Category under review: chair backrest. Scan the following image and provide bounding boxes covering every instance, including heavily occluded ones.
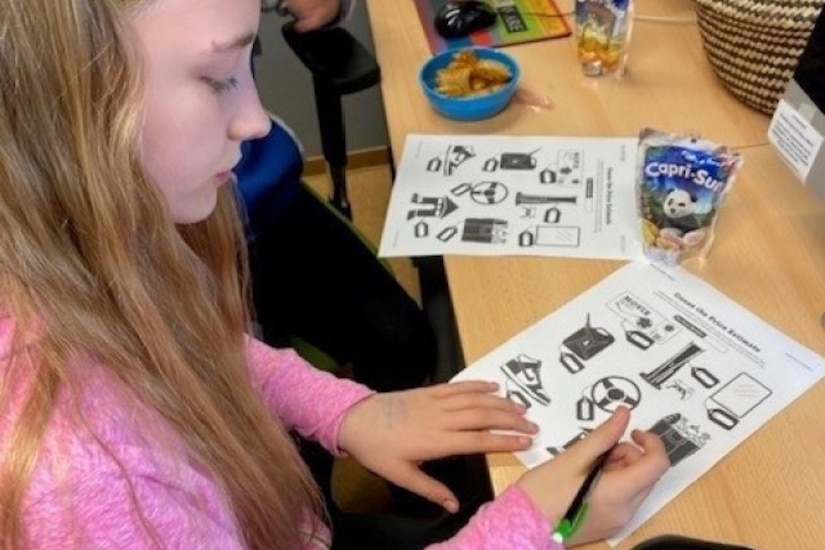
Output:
[281,22,381,94]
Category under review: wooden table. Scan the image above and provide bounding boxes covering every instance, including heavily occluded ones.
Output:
[366,1,825,548]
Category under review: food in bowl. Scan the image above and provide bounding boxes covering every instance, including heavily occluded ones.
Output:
[434,49,513,98]
[419,46,520,121]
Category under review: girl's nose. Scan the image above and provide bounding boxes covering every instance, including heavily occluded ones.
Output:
[228,77,270,142]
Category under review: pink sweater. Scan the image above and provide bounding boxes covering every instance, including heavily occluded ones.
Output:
[0,317,559,549]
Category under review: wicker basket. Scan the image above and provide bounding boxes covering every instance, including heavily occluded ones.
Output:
[695,0,824,114]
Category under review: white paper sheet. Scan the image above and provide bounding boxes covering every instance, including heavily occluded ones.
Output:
[379,134,644,260]
[768,98,825,182]
[451,262,825,545]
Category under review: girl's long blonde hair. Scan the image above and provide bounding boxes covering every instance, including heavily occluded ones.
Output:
[0,0,321,548]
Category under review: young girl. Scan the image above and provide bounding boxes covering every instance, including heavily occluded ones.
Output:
[0,0,669,549]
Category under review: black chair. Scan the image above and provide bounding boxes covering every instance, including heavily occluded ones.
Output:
[248,22,382,519]
[281,22,381,220]
[280,20,466,386]
[275,19,494,538]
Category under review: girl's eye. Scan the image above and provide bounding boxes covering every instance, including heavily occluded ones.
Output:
[203,76,239,94]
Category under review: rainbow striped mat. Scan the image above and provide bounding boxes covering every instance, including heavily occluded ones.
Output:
[415,0,572,54]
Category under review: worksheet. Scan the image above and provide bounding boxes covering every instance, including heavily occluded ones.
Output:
[378,134,644,259]
[450,262,825,545]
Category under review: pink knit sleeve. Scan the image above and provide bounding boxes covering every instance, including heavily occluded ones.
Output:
[25,457,246,549]
[427,485,562,550]
[245,336,374,454]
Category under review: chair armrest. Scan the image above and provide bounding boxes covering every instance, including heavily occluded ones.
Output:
[281,22,381,94]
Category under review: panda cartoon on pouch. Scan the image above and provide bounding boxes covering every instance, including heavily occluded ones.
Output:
[660,188,702,235]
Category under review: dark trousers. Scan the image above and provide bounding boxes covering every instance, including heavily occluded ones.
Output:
[248,184,436,392]
[330,508,475,550]
[294,437,489,549]
[247,185,486,547]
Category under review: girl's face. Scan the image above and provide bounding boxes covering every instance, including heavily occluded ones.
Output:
[132,0,270,224]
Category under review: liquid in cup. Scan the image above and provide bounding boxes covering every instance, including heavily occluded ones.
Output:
[575,0,633,76]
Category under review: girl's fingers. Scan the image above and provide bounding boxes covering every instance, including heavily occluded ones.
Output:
[442,408,539,434]
[441,392,527,414]
[604,441,643,471]
[613,431,670,489]
[436,431,534,456]
[565,407,631,465]
[631,430,670,469]
[631,429,667,453]
[384,462,460,514]
[430,380,499,397]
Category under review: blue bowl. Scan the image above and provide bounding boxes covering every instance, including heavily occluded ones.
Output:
[419,47,521,122]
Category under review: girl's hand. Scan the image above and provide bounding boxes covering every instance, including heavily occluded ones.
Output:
[337,381,538,513]
[567,426,669,546]
[515,408,670,546]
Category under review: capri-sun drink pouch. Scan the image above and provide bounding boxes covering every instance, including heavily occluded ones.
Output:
[638,128,743,265]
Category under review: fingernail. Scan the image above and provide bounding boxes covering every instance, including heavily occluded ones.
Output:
[442,499,459,514]
[518,436,533,446]
[487,381,500,390]
[529,422,540,433]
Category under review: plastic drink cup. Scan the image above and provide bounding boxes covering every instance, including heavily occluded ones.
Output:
[575,0,633,76]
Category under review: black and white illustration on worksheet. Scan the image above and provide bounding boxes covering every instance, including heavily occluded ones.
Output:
[451,262,825,545]
[500,353,550,409]
[379,134,643,259]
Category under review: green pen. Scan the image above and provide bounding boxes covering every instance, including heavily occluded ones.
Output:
[552,449,612,545]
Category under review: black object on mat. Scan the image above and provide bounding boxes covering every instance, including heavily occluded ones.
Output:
[631,535,755,550]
